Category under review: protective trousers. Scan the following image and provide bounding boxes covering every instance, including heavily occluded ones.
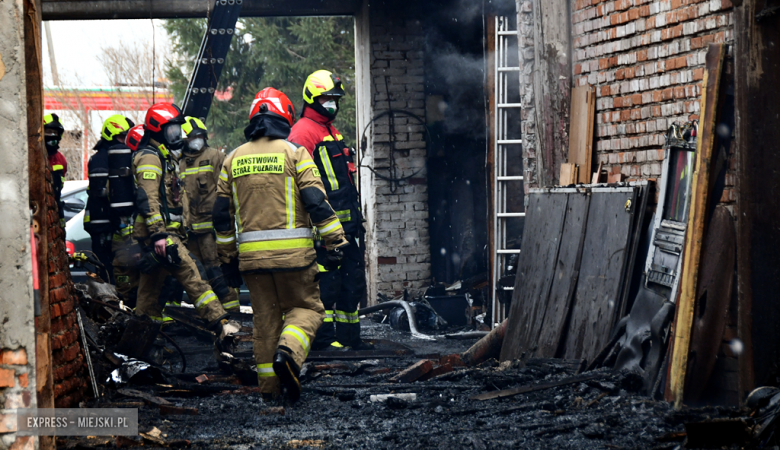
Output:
[244,264,324,395]
[112,234,139,308]
[187,232,240,311]
[135,235,227,324]
[313,237,366,348]
[92,233,115,283]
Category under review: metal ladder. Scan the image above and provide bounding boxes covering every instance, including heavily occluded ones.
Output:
[491,16,524,327]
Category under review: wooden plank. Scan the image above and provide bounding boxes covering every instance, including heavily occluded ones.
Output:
[591,161,604,184]
[470,372,603,401]
[585,87,596,184]
[670,43,725,409]
[500,193,568,361]
[567,85,596,184]
[615,183,650,323]
[734,0,780,399]
[561,189,638,363]
[486,14,496,309]
[684,206,736,403]
[532,0,573,186]
[559,163,577,185]
[535,192,590,357]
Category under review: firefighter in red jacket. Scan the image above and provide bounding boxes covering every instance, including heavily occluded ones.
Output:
[288,70,371,350]
[44,113,68,229]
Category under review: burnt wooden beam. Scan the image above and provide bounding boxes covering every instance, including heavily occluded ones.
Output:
[41,0,362,20]
[668,43,725,409]
[734,0,780,396]
[25,1,56,447]
[531,0,572,186]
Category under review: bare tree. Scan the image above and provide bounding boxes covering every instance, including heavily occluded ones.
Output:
[46,41,169,179]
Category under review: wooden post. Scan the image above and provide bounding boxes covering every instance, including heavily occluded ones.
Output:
[25,1,55,446]
[669,43,725,409]
[486,13,496,315]
[531,0,572,186]
[734,0,780,396]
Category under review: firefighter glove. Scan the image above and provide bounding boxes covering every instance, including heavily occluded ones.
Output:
[221,259,243,288]
[324,245,346,271]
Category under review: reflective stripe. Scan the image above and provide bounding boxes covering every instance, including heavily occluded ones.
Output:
[111,201,134,208]
[318,219,342,236]
[335,210,352,222]
[323,310,334,323]
[148,315,165,323]
[286,177,295,229]
[256,363,276,377]
[181,165,213,179]
[318,147,339,190]
[89,172,109,178]
[238,238,313,253]
[136,165,162,175]
[89,219,111,224]
[281,325,310,354]
[192,222,213,230]
[108,148,131,154]
[296,161,316,173]
[219,169,228,182]
[222,300,240,309]
[194,290,217,309]
[52,164,64,171]
[318,263,328,273]
[232,182,242,232]
[216,233,237,245]
[146,214,163,225]
[238,228,313,244]
[335,310,360,324]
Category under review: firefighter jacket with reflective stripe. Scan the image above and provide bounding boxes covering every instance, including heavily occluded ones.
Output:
[84,145,113,234]
[288,107,362,236]
[180,145,224,235]
[132,142,190,241]
[49,151,67,227]
[215,136,347,272]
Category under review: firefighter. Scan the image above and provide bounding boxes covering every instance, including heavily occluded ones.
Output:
[179,117,239,312]
[43,113,68,229]
[109,124,145,306]
[288,70,370,350]
[84,115,135,282]
[133,102,237,338]
[215,88,349,402]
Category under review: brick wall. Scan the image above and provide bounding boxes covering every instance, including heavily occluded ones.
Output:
[45,169,88,408]
[369,8,431,297]
[520,0,735,203]
[0,347,34,450]
[573,0,734,198]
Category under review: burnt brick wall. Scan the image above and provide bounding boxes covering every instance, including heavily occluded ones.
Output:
[45,168,88,408]
[369,7,431,297]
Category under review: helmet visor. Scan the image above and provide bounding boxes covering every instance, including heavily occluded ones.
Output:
[163,123,183,144]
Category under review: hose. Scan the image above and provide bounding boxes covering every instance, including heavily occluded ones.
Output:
[358,300,435,340]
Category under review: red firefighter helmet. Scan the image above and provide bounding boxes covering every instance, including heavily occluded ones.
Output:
[126,125,145,151]
[248,88,295,126]
[144,103,185,133]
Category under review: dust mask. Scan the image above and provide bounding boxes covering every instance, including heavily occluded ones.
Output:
[188,138,205,152]
[322,100,338,115]
[171,149,182,159]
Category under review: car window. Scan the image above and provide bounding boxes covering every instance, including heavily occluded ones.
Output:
[64,188,89,207]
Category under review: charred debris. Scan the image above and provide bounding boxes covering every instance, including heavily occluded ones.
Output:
[59,43,764,450]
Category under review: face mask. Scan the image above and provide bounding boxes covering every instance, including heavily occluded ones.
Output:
[170,149,182,159]
[188,138,205,152]
[322,100,338,115]
[45,138,60,155]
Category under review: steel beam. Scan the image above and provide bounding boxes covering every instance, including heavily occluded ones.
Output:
[41,0,362,20]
